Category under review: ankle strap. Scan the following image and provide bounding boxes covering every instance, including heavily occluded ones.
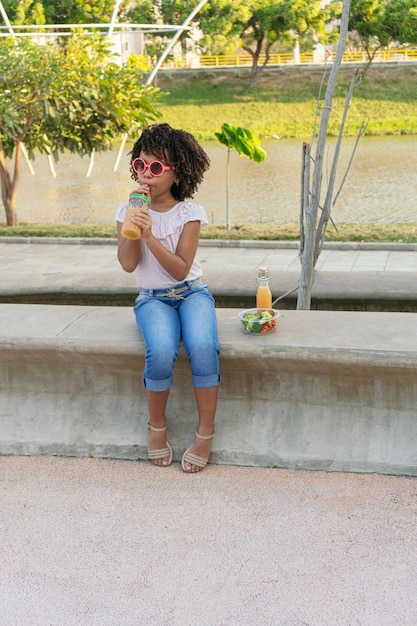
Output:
[148,423,167,433]
[195,431,215,440]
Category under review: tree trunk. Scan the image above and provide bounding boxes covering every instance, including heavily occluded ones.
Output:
[297,0,351,310]
[226,148,231,230]
[314,68,362,262]
[248,40,263,89]
[299,142,310,261]
[0,139,20,226]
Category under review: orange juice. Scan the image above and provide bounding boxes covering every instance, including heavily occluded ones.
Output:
[121,193,150,240]
[256,285,272,309]
[121,208,143,239]
[256,267,272,309]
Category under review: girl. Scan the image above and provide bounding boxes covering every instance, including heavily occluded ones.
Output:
[116,123,220,473]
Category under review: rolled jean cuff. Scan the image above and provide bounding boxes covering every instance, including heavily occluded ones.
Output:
[144,375,172,392]
[191,373,221,389]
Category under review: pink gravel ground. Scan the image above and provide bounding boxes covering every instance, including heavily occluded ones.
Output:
[1,456,416,625]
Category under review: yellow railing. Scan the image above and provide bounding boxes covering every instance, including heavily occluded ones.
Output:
[342,48,417,62]
[199,52,305,66]
[165,48,417,70]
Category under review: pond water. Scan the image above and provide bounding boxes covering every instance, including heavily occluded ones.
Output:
[10,135,417,225]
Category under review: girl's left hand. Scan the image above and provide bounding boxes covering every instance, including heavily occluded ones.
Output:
[130,208,152,240]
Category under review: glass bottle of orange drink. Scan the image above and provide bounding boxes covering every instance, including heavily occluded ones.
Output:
[256,267,272,309]
[121,193,150,239]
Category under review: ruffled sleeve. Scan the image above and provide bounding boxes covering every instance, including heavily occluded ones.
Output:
[115,201,128,223]
[150,201,208,239]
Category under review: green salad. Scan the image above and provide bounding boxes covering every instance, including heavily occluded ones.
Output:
[241,310,277,334]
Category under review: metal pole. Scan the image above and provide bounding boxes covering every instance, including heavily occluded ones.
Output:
[0,0,15,37]
[20,143,34,175]
[145,0,208,85]
[108,0,123,36]
[113,0,208,172]
[86,149,95,178]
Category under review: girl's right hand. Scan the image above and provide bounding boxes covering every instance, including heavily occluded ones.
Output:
[130,183,150,197]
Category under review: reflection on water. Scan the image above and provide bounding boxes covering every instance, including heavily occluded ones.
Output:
[9,135,417,225]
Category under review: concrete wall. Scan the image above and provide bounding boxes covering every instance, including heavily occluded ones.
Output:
[1,304,416,476]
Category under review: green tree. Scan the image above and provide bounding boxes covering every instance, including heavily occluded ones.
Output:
[130,1,325,83]
[123,0,248,70]
[243,0,324,87]
[348,0,417,71]
[199,0,325,87]
[1,1,20,22]
[384,0,417,45]
[0,32,161,226]
[1,0,131,24]
[126,0,157,25]
[14,0,46,25]
[348,0,389,66]
[197,0,250,56]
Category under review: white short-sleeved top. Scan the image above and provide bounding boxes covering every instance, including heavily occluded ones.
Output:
[115,200,208,289]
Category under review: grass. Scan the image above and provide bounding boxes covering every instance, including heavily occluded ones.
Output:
[156,65,417,140]
[2,221,417,243]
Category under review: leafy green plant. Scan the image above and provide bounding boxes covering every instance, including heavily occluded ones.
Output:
[214,123,266,229]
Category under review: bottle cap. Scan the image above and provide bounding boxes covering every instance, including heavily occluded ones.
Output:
[130,193,150,202]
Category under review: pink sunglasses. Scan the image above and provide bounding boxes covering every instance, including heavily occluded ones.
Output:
[132,157,176,177]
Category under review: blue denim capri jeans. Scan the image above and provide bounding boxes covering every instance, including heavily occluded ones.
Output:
[133,280,221,392]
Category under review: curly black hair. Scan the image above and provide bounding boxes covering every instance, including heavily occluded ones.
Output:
[129,123,210,201]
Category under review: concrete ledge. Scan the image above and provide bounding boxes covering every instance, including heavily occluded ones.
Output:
[204,270,417,311]
[2,271,417,311]
[1,304,417,476]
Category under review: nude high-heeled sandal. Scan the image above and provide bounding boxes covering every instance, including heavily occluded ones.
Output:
[147,423,173,467]
[181,431,215,473]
